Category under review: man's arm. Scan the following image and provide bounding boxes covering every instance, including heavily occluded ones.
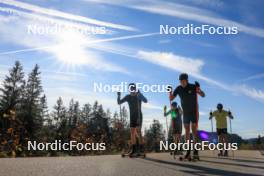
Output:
[228,111,234,119]
[164,110,171,117]
[117,92,128,105]
[138,91,148,103]
[209,111,214,120]
[195,81,205,97]
[170,87,178,101]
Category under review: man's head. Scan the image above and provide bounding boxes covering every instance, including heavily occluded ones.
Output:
[128,83,137,95]
[179,73,188,88]
[171,102,177,109]
[217,103,223,111]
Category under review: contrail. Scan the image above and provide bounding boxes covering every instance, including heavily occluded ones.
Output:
[0,32,159,55]
[0,0,137,31]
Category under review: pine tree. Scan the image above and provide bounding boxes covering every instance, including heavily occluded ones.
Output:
[0,61,25,114]
[121,106,128,127]
[68,98,74,126]
[92,101,99,116]
[81,103,91,124]
[39,94,49,124]
[98,104,105,118]
[21,64,43,136]
[72,101,80,127]
[52,97,66,128]
[105,108,111,127]
[52,97,69,140]
[144,120,165,152]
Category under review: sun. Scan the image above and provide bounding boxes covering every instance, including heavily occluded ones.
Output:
[50,30,91,66]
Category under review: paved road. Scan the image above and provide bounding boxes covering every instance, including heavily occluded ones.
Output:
[0,150,263,176]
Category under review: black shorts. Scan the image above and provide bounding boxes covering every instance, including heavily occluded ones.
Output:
[183,115,197,124]
[172,119,182,134]
[217,128,227,135]
[130,116,142,128]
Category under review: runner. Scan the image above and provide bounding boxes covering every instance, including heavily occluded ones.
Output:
[170,73,205,160]
[209,103,234,157]
[163,102,183,157]
[117,83,147,157]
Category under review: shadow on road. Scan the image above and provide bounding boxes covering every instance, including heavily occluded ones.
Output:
[201,159,264,170]
[139,157,263,176]
[202,156,264,164]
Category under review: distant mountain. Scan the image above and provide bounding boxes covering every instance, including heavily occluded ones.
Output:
[244,136,264,144]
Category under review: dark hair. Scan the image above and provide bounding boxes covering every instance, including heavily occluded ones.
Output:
[179,73,188,80]
[128,83,136,92]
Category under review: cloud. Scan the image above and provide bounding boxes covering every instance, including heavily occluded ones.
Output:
[137,50,204,75]
[234,85,264,102]
[135,50,264,102]
[0,12,129,74]
[72,38,264,103]
[182,0,224,9]
[239,73,264,82]
[0,0,137,31]
[158,39,171,44]
[143,103,162,110]
[0,7,113,35]
[84,0,264,38]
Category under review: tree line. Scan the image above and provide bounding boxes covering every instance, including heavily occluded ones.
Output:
[0,61,164,157]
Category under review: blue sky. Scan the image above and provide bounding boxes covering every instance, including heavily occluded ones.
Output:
[0,0,263,139]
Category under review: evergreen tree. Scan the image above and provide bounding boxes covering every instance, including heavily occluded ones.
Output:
[52,97,66,128]
[144,120,165,152]
[92,101,99,116]
[105,108,111,127]
[72,101,80,127]
[21,64,43,136]
[52,97,69,140]
[39,94,49,124]
[113,111,119,120]
[68,99,74,126]
[0,61,25,114]
[81,103,91,124]
[98,104,105,118]
[121,106,128,127]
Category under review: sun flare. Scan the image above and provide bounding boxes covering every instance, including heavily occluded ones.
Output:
[50,30,91,66]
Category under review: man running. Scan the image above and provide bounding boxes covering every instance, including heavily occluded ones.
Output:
[164,102,183,155]
[117,83,147,157]
[170,73,205,159]
[209,103,234,156]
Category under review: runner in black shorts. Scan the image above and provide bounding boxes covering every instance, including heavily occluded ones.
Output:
[117,83,147,156]
[170,73,205,158]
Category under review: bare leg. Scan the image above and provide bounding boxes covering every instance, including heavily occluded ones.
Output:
[184,123,191,158]
[223,134,228,156]
[130,128,136,145]
[191,123,197,144]
[184,124,190,142]
[136,127,143,144]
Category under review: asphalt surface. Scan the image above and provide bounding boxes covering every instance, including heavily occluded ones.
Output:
[0,150,263,176]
